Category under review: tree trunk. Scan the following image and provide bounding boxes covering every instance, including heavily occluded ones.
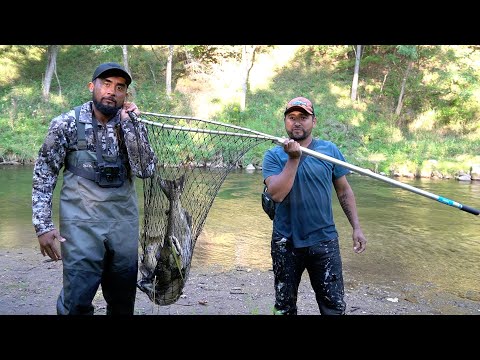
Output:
[240,46,248,111]
[122,45,130,74]
[379,70,389,95]
[42,45,59,101]
[240,45,257,111]
[351,45,362,101]
[166,45,174,98]
[395,60,413,116]
[121,45,136,97]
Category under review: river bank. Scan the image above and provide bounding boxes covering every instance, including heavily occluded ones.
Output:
[1,247,479,316]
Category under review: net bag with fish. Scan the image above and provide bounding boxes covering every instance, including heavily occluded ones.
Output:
[133,112,271,305]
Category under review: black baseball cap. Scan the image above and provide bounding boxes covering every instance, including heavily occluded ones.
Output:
[91,62,132,86]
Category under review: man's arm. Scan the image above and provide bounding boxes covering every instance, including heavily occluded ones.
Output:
[120,106,157,179]
[264,139,301,203]
[333,175,367,253]
[32,118,66,237]
[32,117,67,261]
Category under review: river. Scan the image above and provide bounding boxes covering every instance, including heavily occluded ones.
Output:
[1,165,479,301]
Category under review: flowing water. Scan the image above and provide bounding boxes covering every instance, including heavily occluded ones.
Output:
[1,165,479,300]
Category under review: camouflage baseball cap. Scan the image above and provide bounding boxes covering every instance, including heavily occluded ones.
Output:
[92,62,132,86]
[284,96,314,115]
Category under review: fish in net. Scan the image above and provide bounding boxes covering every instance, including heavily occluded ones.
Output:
[133,112,274,305]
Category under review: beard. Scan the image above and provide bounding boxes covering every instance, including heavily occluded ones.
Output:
[286,128,310,141]
[93,97,121,117]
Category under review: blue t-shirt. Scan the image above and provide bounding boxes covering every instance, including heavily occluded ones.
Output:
[262,139,350,248]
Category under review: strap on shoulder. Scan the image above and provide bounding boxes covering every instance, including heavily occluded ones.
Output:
[75,105,86,150]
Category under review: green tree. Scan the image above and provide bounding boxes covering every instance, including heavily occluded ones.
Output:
[351,45,363,101]
[395,45,418,116]
[42,45,60,101]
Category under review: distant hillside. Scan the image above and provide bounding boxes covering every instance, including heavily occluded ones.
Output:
[0,45,479,178]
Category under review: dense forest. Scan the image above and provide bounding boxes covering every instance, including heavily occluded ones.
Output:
[0,45,479,178]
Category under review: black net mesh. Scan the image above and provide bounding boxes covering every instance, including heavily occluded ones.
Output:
[134,112,272,305]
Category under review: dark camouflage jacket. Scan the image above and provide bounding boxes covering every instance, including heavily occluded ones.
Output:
[32,101,157,237]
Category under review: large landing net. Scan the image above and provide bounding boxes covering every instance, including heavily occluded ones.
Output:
[134,112,272,305]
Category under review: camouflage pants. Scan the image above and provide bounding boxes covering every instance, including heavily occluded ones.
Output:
[270,231,346,315]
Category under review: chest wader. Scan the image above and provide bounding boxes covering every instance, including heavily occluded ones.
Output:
[57,107,139,315]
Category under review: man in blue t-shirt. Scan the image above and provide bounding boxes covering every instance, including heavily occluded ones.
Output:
[262,96,367,315]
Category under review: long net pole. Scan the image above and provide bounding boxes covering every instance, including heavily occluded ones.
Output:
[140,113,480,216]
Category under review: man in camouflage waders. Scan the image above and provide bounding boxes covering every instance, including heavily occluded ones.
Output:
[32,62,157,315]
